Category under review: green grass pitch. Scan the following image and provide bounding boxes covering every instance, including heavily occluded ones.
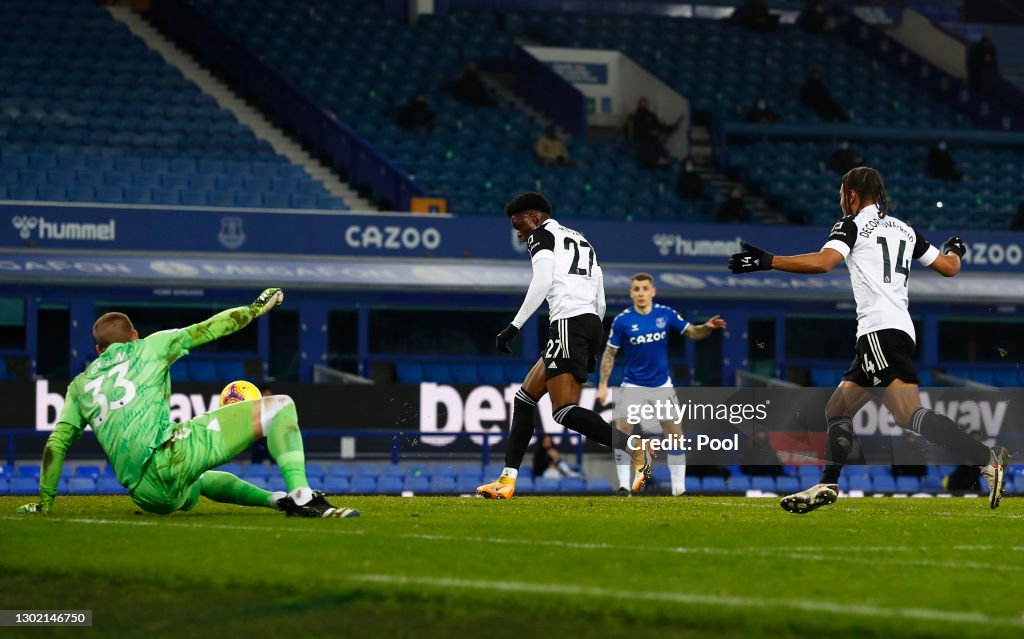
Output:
[1,495,1021,638]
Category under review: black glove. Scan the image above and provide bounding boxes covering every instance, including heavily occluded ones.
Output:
[941,236,966,258]
[728,242,774,274]
[496,324,520,354]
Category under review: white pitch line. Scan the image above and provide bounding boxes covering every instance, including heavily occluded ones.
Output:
[4,516,1022,573]
[348,573,1024,628]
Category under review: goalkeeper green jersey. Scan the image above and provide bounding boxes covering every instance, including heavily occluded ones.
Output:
[41,307,257,498]
[53,329,192,489]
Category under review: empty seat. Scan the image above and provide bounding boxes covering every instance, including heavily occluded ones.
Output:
[68,477,97,494]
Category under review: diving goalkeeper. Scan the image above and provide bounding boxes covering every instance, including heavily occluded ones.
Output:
[17,289,358,518]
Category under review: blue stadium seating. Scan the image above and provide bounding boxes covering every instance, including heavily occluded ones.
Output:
[585,477,612,493]
[379,464,405,478]
[0,0,346,210]
[456,477,481,493]
[430,476,457,492]
[267,476,287,492]
[750,476,777,491]
[75,465,102,479]
[775,476,801,493]
[0,478,8,495]
[895,476,922,493]
[17,465,40,478]
[68,477,97,494]
[534,477,560,493]
[872,476,897,492]
[396,363,425,384]
[97,477,127,494]
[11,477,38,494]
[325,463,353,478]
[352,476,378,493]
[323,476,351,493]
[729,476,751,491]
[403,476,430,493]
[355,463,379,477]
[561,477,586,492]
[379,476,403,493]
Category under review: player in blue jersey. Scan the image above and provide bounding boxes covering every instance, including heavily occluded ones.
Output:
[597,273,726,495]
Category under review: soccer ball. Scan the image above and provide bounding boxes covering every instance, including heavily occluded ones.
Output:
[219,380,262,406]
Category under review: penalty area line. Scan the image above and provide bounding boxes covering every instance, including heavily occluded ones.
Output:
[348,573,1024,628]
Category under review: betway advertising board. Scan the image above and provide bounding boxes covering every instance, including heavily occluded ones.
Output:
[3,202,1022,272]
[17,381,1022,461]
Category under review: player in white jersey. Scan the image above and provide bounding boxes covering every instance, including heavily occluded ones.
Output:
[729,167,1009,512]
[477,192,654,499]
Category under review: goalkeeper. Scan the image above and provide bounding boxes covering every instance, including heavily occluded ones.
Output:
[18,289,358,518]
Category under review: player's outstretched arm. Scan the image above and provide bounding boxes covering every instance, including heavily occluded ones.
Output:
[729,241,843,275]
[929,236,964,277]
[596,345,618,404]
[186,288,284,348]
[685,314,727,340]
[19,391,85,514]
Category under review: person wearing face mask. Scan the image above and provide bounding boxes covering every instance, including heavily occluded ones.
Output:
[675,157,708,200]
[746,96,781,123]
[927,140,963,182]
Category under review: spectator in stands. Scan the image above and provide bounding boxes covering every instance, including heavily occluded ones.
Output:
[826,139,864,175]
[966,32,999,94]
[890,431,928,478]
[446,63,496,107]
[740,429,784,477]
[800,70,849,122]
[396,92,435,133]
[1011,202,1024,231]
[927,139,963,182]
[746,96,781,124]
[716,188,751,223]
[626,97,675,142]
[944,431,983,490]
[796,0,828,34]
[730,0,778,33]
[532,435,581,479]
[676,157,708,200]
[636,135,671,170]
[535,126,569,165]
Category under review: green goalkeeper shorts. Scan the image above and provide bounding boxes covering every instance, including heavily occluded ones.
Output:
[130,401,254,514]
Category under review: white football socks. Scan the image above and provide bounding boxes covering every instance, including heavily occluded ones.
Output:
[500,467,518,480]
[269,491,288,509]
[289,486,313,506]
[668,452,687,495]
[614,448,632,490]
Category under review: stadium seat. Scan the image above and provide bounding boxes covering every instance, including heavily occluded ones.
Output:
[652,466,671,485]
[75,465,103,479]
[700,476,725,492]
[430,463,457,478]
[354,463,378,478]
[11,478,39,494]
[430,476,457,493]
[728,476,751,491]
[847,475,872,491]
[534,477,559,493]
[17,465,40,479]
[242,464,272,480]
[422,363,452,384]
[97,477,127,494]
[514,476,534,493]
[217,463,243,476]
[872,476,897,492]
[325,463,353,478]
[379,476,403,493]
[403,476,430,493]
[561,477,585,492]
[750,476,776,491]
[775,476,801,493]
[350,474,380,492]
[378,464,404,478]
[0,478,8,495]
[323,476,351,493]
[895,476,921,492]
[68,478,97,494]
[266,476,287,492]
[585,477,611,493]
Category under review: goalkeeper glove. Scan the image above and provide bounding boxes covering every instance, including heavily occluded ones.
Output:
[728,242,774,274]
[941,236,966,258]
[496,324,520,354]
[249,288,284,317]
